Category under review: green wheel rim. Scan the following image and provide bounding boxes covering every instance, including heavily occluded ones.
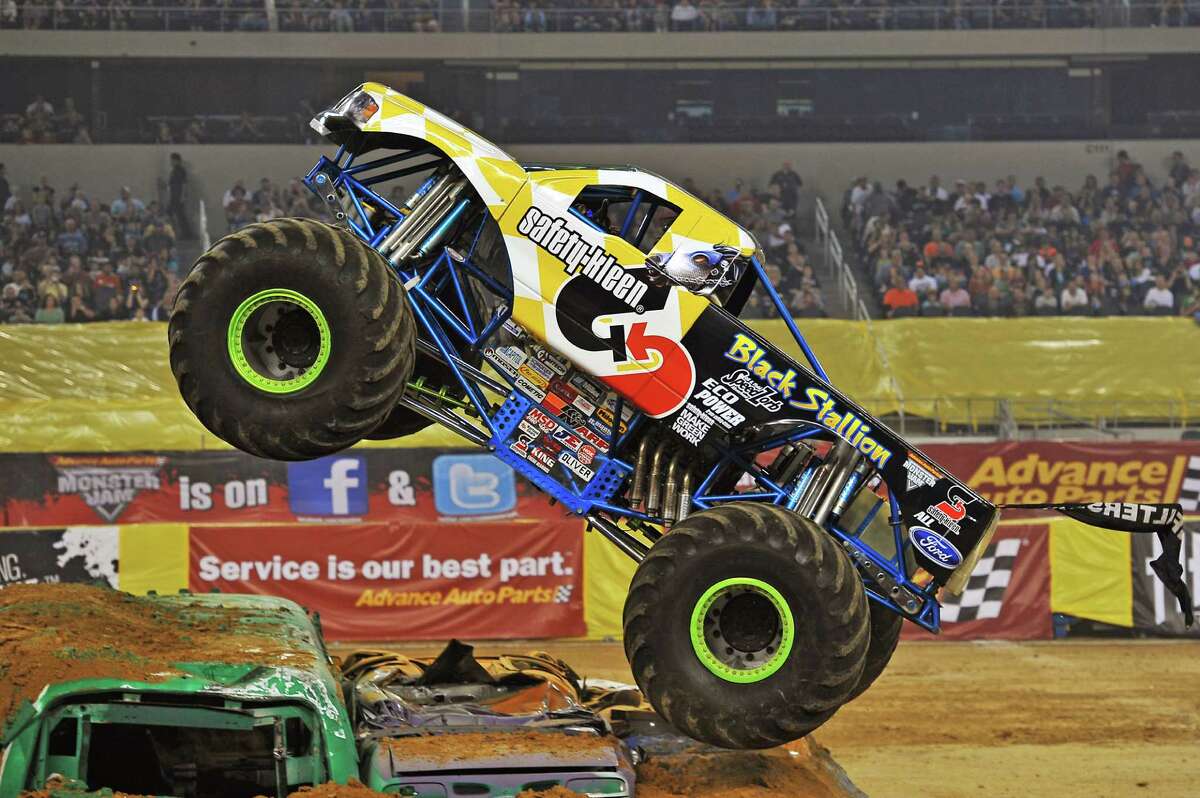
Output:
[227,288,331,394]
[690,577,795,684]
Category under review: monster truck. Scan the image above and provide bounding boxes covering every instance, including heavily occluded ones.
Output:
[168,84,1002,750]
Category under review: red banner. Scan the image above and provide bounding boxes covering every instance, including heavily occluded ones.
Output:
[904,523,1051,641]
[188,520,586,641]
[0,449,558,527]
[923,441,1197,508]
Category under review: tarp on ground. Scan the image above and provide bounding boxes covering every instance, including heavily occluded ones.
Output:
[5,317,1194,452]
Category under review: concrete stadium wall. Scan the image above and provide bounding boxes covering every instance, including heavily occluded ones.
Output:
[2,28,1197,61]
[3,139,1197,241]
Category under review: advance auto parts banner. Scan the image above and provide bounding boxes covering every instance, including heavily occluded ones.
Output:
[924,441,1197,507]
[0,449,557,527]
[188,520,585,640]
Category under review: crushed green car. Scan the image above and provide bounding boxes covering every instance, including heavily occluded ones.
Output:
[0,585,359,797]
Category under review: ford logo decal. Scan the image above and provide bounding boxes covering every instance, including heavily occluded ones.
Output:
[909,526,962,568]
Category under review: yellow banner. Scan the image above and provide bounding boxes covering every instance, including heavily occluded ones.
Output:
[1048,516,1132,627]
[877,317,1198,427]
[1,317,1195,452]
[117,523,191,595]
[582,528,638,639]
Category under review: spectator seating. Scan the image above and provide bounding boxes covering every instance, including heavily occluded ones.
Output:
[1,163,824,325]
[843,151,1200,319]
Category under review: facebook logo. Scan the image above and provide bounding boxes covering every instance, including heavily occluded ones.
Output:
[288,455,368,517]
[433,454,516,517]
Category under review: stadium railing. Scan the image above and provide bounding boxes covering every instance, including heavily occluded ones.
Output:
[3,3,1196,33]
[815,197,870,323]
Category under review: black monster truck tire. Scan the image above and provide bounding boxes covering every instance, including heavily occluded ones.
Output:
[169,218,415,460]
[366,267,489,440]
[622,503,870,749]
[846,599,903,702]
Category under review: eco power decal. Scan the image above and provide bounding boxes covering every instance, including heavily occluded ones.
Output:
[517,205,695,418]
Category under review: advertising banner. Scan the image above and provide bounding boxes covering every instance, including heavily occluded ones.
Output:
[0,526,118,588]
[0,449,556,527]
[188,520,586,640]
[903,523,1051,641]
[923,441,1199,507]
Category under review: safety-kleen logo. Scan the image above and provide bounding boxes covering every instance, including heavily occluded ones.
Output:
[518,206,649,308]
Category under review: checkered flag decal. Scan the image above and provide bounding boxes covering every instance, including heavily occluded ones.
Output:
[553,584,574,604]
[940,538,1022,623]
[1179,455,1200,513]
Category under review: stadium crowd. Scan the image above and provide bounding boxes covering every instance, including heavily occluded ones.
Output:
[0,156,822,326]
[844,150,1200,318]
[0,96,92,144]
[2,0,1195,32]
[0,160,196,324]
[219,160,826,317]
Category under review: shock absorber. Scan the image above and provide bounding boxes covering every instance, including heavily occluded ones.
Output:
[796,440,863,526]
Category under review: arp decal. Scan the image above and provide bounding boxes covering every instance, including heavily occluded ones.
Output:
[909,525,963,568]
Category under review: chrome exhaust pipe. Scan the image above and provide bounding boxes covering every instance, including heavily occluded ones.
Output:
[628,433,655,508]
[662,449,688,524]
[677,467,695,523]
[644,439,672,515]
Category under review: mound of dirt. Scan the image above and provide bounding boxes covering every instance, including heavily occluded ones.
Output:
[0,583,316,731]
[19,775,153,798]
[516,787,582,798]
[382,730,616,765]
[635,737,864,798]
[284,781,394,798]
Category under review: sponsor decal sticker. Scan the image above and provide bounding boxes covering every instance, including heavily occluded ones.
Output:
[672,403,714,446]
[720,369,783,412]
[903,457,940,491]
[909,525,963,568]
[691,377,747,429]
[517,206,649,309]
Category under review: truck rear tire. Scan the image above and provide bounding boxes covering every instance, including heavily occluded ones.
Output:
[169,218,415,460]
[846,600,903,702]
[622,502,870,749]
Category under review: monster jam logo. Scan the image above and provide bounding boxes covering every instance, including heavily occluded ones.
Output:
[50,455,165,522]
[517,206,649,309]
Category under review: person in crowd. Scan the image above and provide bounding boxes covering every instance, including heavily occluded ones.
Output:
[881,272,918,318]
[167,153,194,240]
[1143,274,1175,313]
[34,292,64,323]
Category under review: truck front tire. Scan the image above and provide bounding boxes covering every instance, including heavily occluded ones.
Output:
[169,218,415,460]
[622,502,870,749]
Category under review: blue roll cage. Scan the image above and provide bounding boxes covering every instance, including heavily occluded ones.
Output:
[304,144,942,633]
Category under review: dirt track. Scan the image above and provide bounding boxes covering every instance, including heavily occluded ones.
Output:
[331,638,1200,797]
